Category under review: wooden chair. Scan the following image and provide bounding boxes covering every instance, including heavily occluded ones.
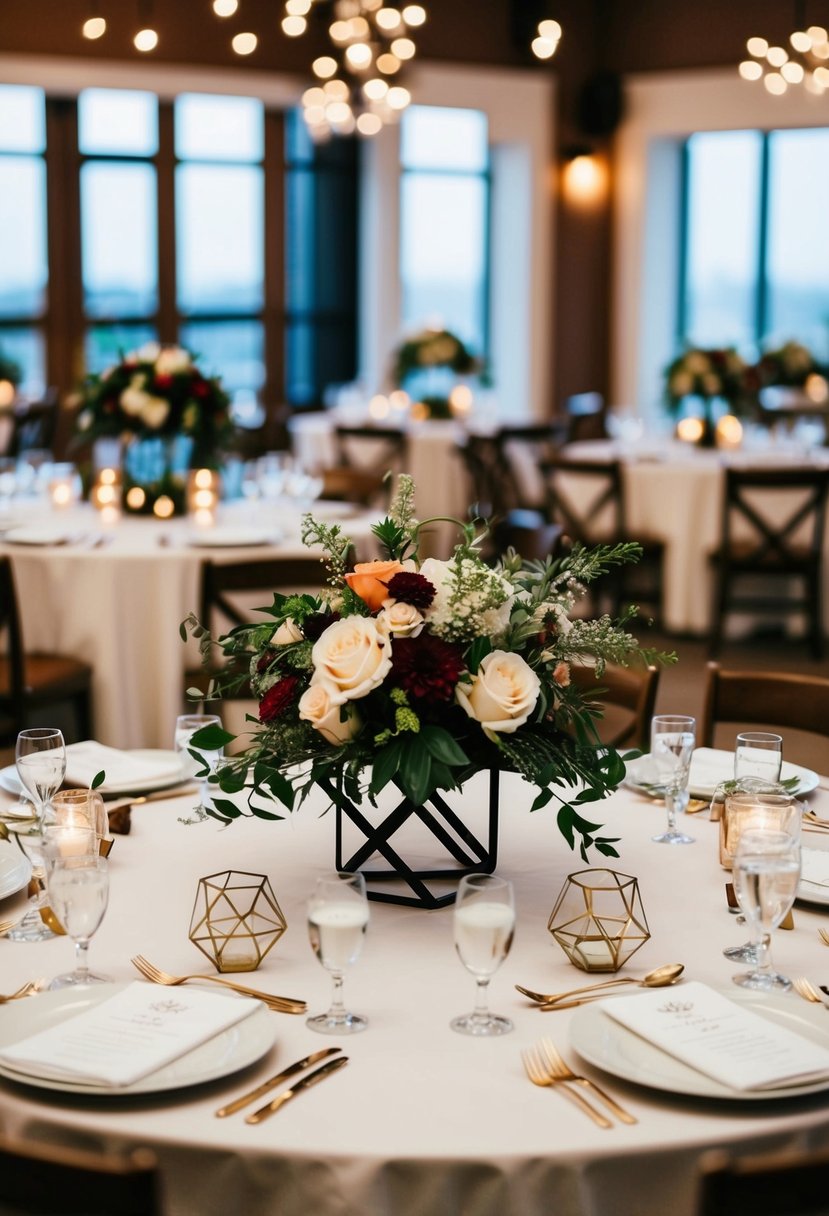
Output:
[318,465,388,507]
[709,465,829,658]
[570,662,660,750]
[563,391,607,444]
[700,661,829,750]
[8,390,59,457]
[185,556,330,704]
[538,456,663,620]
[0,556,93,745]
[697,1144,829,1216]
[334,425,407,475]
[0,1134,162,1216]
[490,511,564,564]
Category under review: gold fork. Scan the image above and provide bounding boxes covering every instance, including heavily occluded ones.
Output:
[130,956,306,1014]
[539,1039,637,1124]
[818,929,829,947]
[0,979,45,1004]
[792,977,829,1009]
[521,1043,612,1128]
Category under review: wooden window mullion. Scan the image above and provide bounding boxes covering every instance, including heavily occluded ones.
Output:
[263,109,286,446]
[157,101,177,344]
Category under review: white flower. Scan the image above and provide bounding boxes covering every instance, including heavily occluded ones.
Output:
[376,598,425,638]
[155,346,192,375]
[77,409,93,431]
[420,556,512,643]
[141,395,171,429]
[456,650,541,738]
[310,616,392,701]
[298,681,361,745]
[120,376,149,417]
[272,619,304,646]
[135,342,160,362]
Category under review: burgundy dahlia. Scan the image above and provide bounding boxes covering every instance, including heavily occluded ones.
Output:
[385,571,435,610]
[256,649,277,673]
[391,634,464,703]
[258,675,301,723]
[303,611,341,643]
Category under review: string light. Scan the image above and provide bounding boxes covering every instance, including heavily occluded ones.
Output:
[531,17,562,61]
[739,6,829,94]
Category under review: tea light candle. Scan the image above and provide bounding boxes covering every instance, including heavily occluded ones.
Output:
[50,825,96,858]
[676,416,704,444]
[90,467,121,513]
[186,469,221,518]
[48,464,81,509]
[449,384,474,418]
[716,414,743,449]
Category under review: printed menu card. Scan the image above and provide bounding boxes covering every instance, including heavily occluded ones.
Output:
[600,981,829,1091]
[0,982,260,1087]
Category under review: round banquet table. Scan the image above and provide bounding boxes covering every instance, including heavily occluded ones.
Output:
[1,773,829,1216]
[0,500,379,751]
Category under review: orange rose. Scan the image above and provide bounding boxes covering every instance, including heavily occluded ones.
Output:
[344,560,404,612]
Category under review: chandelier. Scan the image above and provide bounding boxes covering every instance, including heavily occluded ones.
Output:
[738,4,829,95]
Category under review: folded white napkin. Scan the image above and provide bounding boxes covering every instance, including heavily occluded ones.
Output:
[65,742,182,790]
[0,982,260,1087]
[601,980,829,1091]
[800,847,829,888]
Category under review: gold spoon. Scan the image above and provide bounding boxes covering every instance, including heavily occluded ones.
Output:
[516,962,685,1007]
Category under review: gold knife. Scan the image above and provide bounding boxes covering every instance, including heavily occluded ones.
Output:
[215,1047,341,1117]
[245,1055,349,1124]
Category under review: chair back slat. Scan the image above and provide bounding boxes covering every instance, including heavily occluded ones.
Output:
[0,1135,161,1216]
[700,661,829,748]
[570,662,659,750]
[539,458,625,544]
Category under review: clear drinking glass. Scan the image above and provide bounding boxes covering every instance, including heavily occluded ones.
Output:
[731,829,800,992]
[45,852,110,988]
[8,728,66,943]
[174,713,223,811]
[734,732,783,784]
[451,873,515,1037]
[307,872,369,1035]
[650,715,696,845]
[722,791,801,965]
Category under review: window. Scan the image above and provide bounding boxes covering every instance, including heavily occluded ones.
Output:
[399,106,489,358]
[0,85,48,396]
[680,128,829,360]
[0,83,359,419]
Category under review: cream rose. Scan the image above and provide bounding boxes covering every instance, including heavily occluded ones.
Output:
[155,346,192,375]
[298,681,361,745]
[272,618,304,645]
[456,650,541,737]
[141,395,171,429]
[120,377,148,416]
[311,616,392,700]
[376,598,425,638]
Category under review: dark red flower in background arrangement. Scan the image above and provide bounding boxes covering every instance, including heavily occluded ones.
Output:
[153,373,173,389]
[391,635,464,703]
[256,649,277,673]
[385,571,435,610]
[304,611,341,642]
[258,675,301,723]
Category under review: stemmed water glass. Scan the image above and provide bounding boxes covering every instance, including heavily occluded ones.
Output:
[174,713,223,813]
[306,872,369,1035]
[731,828,800,991]
[44,845,110,988]
[8,728,66,943]
[722,790,801,965]
[450,873,515,1037]
[650,715,696,845]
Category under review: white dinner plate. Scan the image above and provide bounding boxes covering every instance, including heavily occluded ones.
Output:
[624,747,819,799]
[570,987,829,1101]
[0,749,186,798]
[3,526,71,546]
[185,528,276,548]
[309,500,357,520]
[796,847,829,907]
[0,847,32,901]
[0,983,277,1096]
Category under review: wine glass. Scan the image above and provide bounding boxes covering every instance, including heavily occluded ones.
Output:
[731,829,800,992]
[650,715,696,845]
[450,873,515,1037]
[44,849,110,988]
[174,713,222,812]
[734,732,783,784]
[722,790,801,965]
[7,728,66,943]
[306,872,369,1035]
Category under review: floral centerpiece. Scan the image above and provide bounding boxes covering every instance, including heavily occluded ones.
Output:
[664,347,752,413]
[392,327,483,420]
[757,341,824,389]
[73,343,234,513]
[184,476,670,884]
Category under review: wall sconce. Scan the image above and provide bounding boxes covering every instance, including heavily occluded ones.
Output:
[561,145,607,207]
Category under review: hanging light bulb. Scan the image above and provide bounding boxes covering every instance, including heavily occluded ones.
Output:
[82,0,106,39]
[531,16,562,60]
[133,0,158,52]
[739,5,829,94]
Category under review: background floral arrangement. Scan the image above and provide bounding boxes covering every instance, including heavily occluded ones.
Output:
[184,476,670,861]
[392,326,482,387]
[0,348,21,389]
[664,347,753,413]
[756,340,823,388]
[73,343,233,467]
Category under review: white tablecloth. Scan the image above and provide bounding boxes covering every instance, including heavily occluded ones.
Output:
[1,502,379,750]
[2,773,829,1216]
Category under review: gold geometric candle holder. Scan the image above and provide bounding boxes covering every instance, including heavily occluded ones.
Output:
[188,870,287,974]
[548,868,650,972]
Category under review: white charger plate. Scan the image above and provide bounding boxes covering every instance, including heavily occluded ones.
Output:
[0,847,32,901]
[0,749,185,798]
[4,526,71,546]
[625,747,819,799]
[570,987,829,1101]
[0,983,276,1096]
[185,529,275,548]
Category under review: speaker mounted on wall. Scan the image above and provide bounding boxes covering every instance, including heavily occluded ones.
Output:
[577,71,625,137]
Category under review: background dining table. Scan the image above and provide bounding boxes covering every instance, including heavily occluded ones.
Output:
[0,500,380,750]
[1,768,829,1216]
